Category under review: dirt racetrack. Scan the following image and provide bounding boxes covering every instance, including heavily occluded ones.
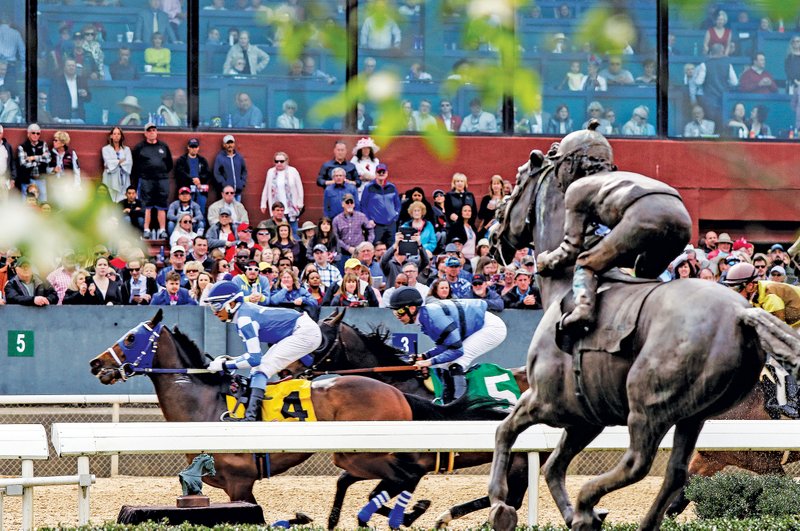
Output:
[2,474,695,529]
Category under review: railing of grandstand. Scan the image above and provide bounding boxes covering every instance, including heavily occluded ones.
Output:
[2,0,799,139]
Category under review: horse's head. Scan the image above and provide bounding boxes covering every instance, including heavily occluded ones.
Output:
[312,309,346,369]
[491,149,548,264]
[89,309,165,384]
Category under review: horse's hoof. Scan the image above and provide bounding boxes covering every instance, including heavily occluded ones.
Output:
[293,512,313,525]
[403,499,431,527]
[488,502,517,531]
[357,518,369,529]
[434,509,452,529]
[571,509,604,531]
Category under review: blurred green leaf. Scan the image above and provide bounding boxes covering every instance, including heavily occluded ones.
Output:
[421,125,457,160]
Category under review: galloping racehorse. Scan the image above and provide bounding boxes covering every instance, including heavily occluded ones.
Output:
[89,309,503,527]
[314,310,534,529]
[486,151,800,531]
[666,378,800,515]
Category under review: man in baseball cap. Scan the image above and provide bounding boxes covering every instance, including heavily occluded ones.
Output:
[214,134,247,201]
[167,185,205,236]
[133,119,173,239]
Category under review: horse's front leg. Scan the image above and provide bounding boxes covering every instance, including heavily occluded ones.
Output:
[328,471,361,530]
[488,390,538,531]
[543,425,603,527]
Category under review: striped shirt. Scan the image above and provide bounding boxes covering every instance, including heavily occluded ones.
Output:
[0,24,24,63]
[315,262,342,288]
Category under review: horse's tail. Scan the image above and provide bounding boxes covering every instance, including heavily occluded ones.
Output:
[404,393,509,421]
[739,307,800,377]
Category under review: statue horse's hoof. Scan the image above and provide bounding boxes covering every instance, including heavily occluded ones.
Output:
[434,509,452,529]
[571,508,607,530]
[489,502,517,531]
[404,499,431,527]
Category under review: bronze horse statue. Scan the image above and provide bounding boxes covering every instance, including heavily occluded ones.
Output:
[315,310,534,529]
[486,150,800,531]
[89,309,503,527]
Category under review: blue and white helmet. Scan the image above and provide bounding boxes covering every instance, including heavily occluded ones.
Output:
[206,281,244,316]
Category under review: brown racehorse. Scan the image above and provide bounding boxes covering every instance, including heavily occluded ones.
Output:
[314,310,535,529]
[88,309,503,527]
[667,378,800,515]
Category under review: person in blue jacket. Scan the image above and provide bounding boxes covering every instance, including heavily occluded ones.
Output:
[150,270,197,306]
[232,259,272,306]
[212,135,248,200]
[270,269,319,320]
[387,286,507,403]
[359,163,400,245]
[206,281,323,421]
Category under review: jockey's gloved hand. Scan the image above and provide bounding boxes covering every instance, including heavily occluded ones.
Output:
[207,356,230,373]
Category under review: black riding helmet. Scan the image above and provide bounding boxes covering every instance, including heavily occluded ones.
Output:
[388,286,424,309]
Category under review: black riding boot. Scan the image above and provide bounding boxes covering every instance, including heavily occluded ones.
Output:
[449,364,467,403]
[440,368,454,404]
[243,387,265,421]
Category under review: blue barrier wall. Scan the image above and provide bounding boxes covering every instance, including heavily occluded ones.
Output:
[1,307,543,395]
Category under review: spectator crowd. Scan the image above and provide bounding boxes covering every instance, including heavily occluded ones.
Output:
[0,124,797,337]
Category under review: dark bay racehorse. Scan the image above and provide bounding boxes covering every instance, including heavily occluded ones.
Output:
[666,378,800,515]
[486,151,800,531]
[315,311,534,528]
[89,309,502,526]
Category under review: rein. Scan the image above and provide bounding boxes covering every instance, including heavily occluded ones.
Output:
[311,366,420,376]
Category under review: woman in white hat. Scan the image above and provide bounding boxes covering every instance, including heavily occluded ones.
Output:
[350,137,380,197]
[117,96,142,126]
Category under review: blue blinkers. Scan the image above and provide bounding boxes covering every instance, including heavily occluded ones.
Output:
[108,321,164,376]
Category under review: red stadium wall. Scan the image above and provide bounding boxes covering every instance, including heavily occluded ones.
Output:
[7,129,799,245]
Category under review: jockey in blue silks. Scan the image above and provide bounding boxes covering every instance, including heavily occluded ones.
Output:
[205,281,322,421]
[387,286,507,404]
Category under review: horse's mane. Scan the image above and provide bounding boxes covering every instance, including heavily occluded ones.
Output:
[347,323,411,367]
[169,326,223,384]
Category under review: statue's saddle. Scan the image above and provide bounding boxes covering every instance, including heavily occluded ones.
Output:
[558,268,664,355]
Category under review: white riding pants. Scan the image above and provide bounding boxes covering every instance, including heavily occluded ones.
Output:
[452,311,507,369]
[256,312,322,378]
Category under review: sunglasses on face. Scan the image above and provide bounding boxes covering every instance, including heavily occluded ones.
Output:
[186,269,199,273]
[274,159,286,163]
[30,131,41,135]
[245,266,259,272]
[172,252,185,256]
[771,272,783,276]
[344,199,354,204]
[128,267,140,272]
[376,170,387,175]
[755,265,766,269]
[257,231,269,236]
[223,191,234,195]
[241,229,252,233]
[181,219,192,224]
[220,263,229,268]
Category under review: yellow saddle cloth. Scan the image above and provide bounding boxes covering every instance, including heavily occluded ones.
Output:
[225,379,317,422]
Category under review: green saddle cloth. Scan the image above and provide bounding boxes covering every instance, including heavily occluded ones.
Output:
[430,363,521,409]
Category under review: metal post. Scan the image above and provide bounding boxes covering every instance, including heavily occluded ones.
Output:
[21,460,33,531]
[0,487,5,531]
[77,457,91,525]
[527,451,540,526]
[110,403,120,476]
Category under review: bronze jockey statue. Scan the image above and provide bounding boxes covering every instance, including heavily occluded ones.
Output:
[537,121,692,331]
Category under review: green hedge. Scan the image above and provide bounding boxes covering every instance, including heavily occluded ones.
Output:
[685,472,800,520]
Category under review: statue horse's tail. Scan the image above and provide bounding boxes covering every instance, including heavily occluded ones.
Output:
[740,307,800,377]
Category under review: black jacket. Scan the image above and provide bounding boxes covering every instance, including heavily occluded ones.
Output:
[0,138,16,184]
[120,277,160,305]
[4,275,58,305]
[174,153,211,192]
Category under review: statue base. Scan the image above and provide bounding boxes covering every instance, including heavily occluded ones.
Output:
[117,502,265,525]
[177,495,210,508]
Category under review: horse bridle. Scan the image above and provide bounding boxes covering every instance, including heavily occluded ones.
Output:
[495,162,553,268]
[303,323,345,375]
[103,320,211,380]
